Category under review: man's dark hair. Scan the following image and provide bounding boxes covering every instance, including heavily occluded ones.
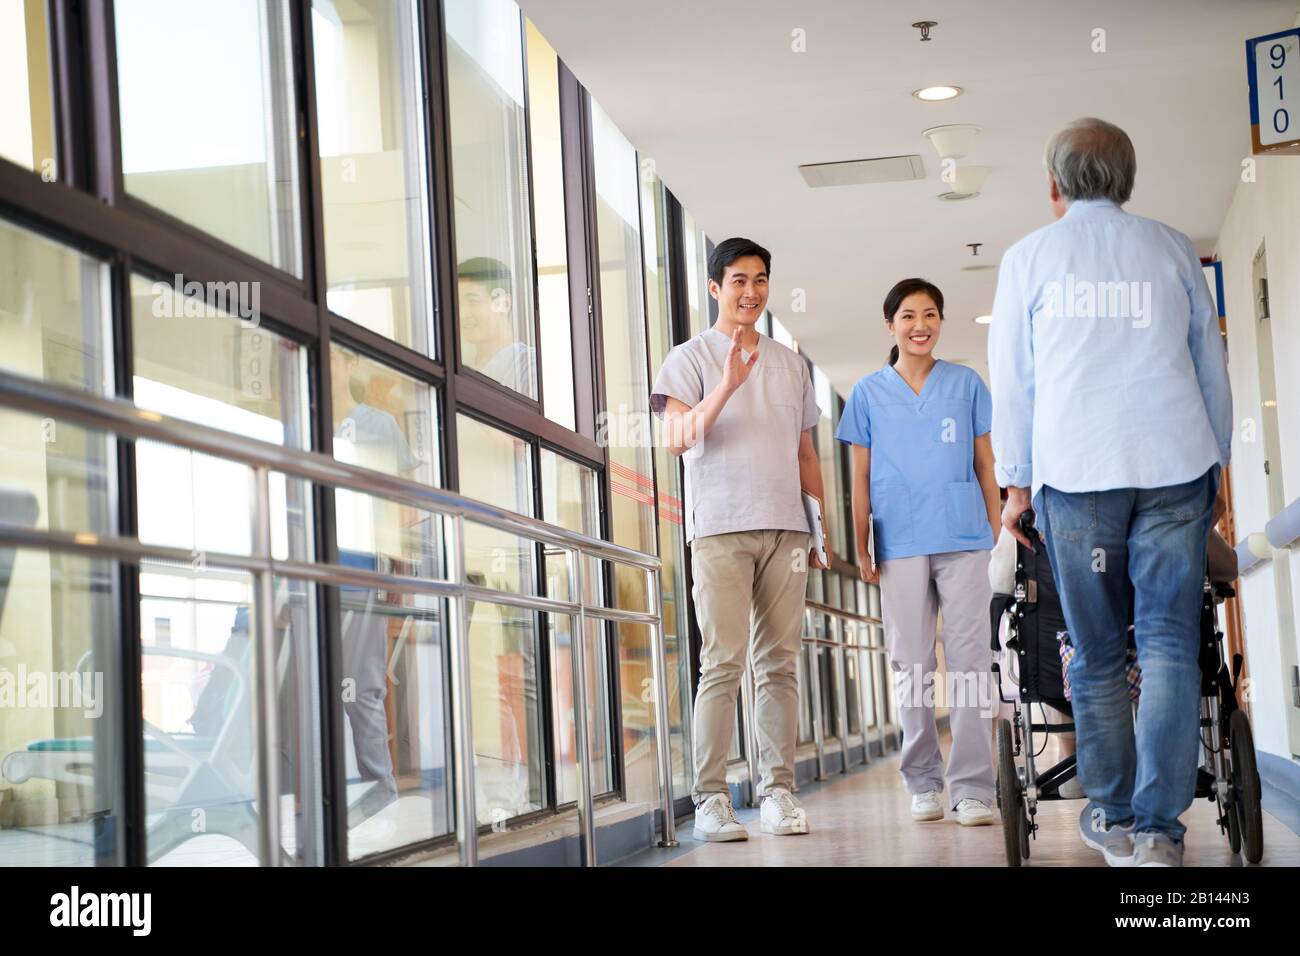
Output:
[457,256,513,292]
[708,237,771,284]
[883,278,944,366]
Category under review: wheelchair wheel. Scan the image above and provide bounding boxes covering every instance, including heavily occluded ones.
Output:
[1224,793,1242,854]
[996,719,1022,867]
[1229,710,1264,864]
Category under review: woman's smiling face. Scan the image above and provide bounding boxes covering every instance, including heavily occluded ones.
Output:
[888,291,942,359]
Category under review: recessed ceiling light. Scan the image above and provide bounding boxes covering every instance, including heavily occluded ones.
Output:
[974,315,993,325]
[913,85,962,101]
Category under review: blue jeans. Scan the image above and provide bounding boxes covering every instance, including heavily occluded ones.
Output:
[1034,467,1218,842]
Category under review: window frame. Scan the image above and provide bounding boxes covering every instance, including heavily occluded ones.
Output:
[2,0,881,866]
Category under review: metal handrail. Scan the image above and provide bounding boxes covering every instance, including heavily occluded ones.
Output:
[805,598,883,628]
[0,371,660,570]
[0,369,676,866]
[736,592,893,802]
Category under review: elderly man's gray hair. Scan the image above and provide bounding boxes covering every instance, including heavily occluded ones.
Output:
[1043,118,1136,204]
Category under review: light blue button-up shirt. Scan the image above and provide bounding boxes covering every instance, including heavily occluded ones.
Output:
[837,359,995,561]
[987,198,1232,499]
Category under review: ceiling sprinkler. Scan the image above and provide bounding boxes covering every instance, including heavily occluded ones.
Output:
[912,20,937,41]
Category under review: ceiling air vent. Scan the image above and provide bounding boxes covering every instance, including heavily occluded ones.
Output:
[798,154,925,188]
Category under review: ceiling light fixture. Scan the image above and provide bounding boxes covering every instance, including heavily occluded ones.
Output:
[913,85,962,101]
[974,315,992,325]
[923,124,981,159]
[937,165,990,201]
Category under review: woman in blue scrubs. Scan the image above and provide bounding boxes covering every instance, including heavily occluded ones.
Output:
[836,278,1002,827]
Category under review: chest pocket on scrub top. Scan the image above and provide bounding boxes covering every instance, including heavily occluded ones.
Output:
[925,399,986,540]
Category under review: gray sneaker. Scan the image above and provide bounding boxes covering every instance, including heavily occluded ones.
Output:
[1133,831,1184,867]
[1078,803,1135,866]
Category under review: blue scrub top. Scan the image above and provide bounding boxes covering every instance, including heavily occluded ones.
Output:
[836,359,994,561]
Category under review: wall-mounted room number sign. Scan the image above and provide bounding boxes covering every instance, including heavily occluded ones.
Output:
[1247,28,1300,155]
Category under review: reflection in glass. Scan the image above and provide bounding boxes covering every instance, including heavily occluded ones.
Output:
[539,448,600,607]
[0,218,111,393]
[333,579,448,861]
[330,343,438,487]
[132,274,311,559]
[525,19,575,429]
[445,0,538,397]
[815,367,846,559]
[115,0,302,275]
[592,101,665,799]
[845,633,862,736]
[0,555,121,866]
[539,450,611,803]
[681,210,711,337]
[797,645,813,745]
[641,168,692,794]
[591,100,656,556]
[879,626,895,728]
[457,415,535,596]
[130,275,320,864]
[312,0,433,355]
[617,623,659,805]
[0,220,119,865]
[819,648,837,739]
[860,637,877,731]
[455,415,544,821]
[729,700,743,762]
[0,0,56,176]
[0,219,115,544]
[328,347,445,855]
[138,570,319,865]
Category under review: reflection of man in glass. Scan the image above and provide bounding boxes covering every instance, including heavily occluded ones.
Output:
[330,347,423,825]
[458,257,535,396]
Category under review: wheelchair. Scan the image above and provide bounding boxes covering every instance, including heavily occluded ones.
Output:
[991,512,1264,866]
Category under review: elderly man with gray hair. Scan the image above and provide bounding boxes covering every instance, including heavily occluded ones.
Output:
[988,117,1233,866]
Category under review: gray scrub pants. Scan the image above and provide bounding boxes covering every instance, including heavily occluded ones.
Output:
[341,601,397,790]
[879,549,996,808]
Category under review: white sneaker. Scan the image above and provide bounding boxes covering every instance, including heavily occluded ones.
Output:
[693,793,748,842]
[911,790,944,821]
[956,798,995,826]
[760,787,810,835]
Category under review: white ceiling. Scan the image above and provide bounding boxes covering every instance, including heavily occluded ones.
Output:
[519,0,1299,396]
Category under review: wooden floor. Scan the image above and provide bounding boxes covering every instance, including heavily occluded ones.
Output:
[658,733,1300,867]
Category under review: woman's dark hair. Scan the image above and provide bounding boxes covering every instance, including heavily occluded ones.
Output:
[883,278,944,365]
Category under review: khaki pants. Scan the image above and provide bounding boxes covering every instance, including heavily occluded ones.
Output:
[690,529,810,802]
